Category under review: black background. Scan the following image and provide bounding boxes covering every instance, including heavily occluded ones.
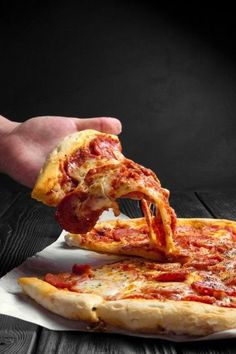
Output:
[1,1,236,191]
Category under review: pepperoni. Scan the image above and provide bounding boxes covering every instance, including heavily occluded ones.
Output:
[147,271,188,282]
[72,264,92,276]
[65,136,121,176]
[225,278,236,286]
[45,273,78,288]
[120,263,138,272]
[191,281,226,299]
[182,295,216,304]
[89,136,121,158]
[188,257,223,270]
[55,191,104,233]
[112,228,146,242]
[146,262,181,271]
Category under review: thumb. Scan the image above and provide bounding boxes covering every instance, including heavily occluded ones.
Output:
[72,117,122,135]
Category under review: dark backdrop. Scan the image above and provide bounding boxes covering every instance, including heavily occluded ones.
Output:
[1,1,236,191]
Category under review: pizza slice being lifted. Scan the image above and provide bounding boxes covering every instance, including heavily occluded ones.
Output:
[32,130,176,255]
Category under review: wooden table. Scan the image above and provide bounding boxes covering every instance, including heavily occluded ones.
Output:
[1,173,236,353]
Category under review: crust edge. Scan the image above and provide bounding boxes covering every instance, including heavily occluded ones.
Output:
[18,277,103,322]
[97,299,236,336]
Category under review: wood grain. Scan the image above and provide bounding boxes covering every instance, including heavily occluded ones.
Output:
[197,190,236,220]
[36,330,178,354]
[176,339,236,354]
[0,315,38,354]
[0,191,61,277]
[170,191,212,218]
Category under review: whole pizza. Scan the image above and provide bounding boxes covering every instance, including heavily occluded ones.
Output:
[18,129,236,336]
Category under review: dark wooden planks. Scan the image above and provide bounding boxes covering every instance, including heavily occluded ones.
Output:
[36,330,178,354]
[176,339,236,354]
[0,315,38,354]
[196,190,236,220]
[0,191,61,277]
[0,176,61,354]
[170,192,212,218]
[0,174,25,218]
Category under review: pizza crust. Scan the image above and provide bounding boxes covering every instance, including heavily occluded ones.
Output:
[177,217,236,229]
[97,299,236,336]
[18,277,236,336]
[18,277,103,322]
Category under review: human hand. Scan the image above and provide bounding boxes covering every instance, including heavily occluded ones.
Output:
[0,115,122,188]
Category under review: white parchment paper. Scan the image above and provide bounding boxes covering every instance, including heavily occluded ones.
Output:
[1,210,236,342]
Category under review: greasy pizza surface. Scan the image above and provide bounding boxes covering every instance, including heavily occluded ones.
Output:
[65,217,236,264]
[18,251,236,336]
[41,256,236,307]
[31,130,176,254]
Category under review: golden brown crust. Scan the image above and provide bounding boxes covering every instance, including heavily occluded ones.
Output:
[97,299,236,336]
[31,129,121,206]
[18,277,103,322]
[18,277,236,336]
[177,217,236,230]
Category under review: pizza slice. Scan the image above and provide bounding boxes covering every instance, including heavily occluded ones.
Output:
[65,217,236,263]
[31,129,176,255]
[18,256,236,336]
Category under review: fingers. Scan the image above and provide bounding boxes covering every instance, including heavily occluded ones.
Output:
[72,117,122,135]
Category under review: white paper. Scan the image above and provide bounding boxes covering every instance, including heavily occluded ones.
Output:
[1,210,236,342]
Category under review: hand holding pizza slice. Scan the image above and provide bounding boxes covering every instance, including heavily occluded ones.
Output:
[31,129,176,254]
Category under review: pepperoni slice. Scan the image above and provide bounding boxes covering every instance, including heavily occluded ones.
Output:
[182,295,216,304]
[72,264,92,276]
[112,227,148,242]
[89,136,121,158]
[148,271,188,282]
[191,281,226,299]
[55,191,104,233]
[45,273,78,288]
[188,258,223,270]
[224,277,236,286]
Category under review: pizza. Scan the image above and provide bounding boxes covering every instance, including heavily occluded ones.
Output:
[18,129,236,337]
[64,217,236,263]
[31,129,176,255]
[19,249,236,336]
